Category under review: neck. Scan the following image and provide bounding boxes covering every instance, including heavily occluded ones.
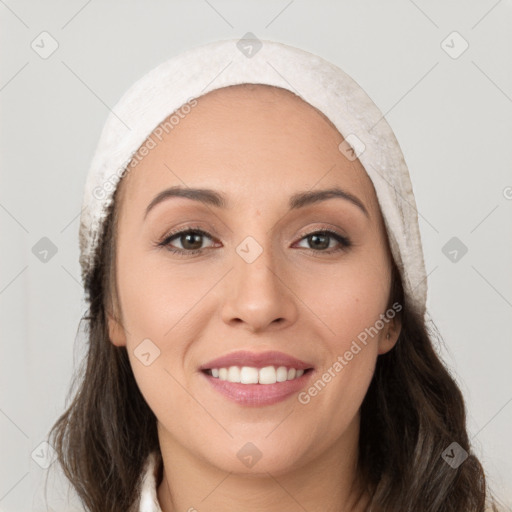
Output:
[156,415,370,512]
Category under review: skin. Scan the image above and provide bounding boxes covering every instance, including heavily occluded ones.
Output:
[108,84,401,512]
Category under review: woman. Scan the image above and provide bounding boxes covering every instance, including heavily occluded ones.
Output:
[47,38,501,511]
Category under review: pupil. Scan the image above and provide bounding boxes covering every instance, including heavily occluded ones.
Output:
[310,234,328,250]
[184,233,202,250]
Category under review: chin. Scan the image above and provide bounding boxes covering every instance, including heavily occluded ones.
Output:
[200,435,310,477]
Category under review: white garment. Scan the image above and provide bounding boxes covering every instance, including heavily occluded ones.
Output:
[130,451,163,512]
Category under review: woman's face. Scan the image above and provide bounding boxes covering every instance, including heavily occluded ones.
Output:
[108,84,400,476]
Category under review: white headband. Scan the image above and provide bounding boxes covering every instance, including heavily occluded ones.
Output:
[78,37,428,319]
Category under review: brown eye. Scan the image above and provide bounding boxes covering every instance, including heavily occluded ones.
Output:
[295,230,351,253]
[155,226,351,257]
[158,228,215,255]
[175,231,204,250]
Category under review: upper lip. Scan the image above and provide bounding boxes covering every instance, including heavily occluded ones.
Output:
[199,350,314,371]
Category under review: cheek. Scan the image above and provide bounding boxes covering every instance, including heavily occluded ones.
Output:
[127,353,205,454]
[296,253,389,417]
[119,260,199,429]
[117,247,220,415]
[304,255,391,339]
[116,243,211,342]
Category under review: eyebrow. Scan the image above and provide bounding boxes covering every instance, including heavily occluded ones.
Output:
[144,185,369,219]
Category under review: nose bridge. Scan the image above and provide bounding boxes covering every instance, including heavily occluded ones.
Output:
[220,227,298,331]
[234,230,283,299]
[230,204,281,271]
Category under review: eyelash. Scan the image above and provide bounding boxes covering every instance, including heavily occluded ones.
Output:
[155,224,352,257]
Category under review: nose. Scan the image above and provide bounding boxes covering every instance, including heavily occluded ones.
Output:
[220,241,299,333]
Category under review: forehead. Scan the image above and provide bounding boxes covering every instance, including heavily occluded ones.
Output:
[117,84,378,217]
[191,83,344,139]
[201,83,334,120]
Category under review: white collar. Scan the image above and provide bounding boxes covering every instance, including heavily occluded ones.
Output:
[132,451,163,512]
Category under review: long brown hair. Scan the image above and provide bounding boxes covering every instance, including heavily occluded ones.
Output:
[46,170,502,512]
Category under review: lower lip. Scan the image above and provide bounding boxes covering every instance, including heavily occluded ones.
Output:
[200,370,314,406]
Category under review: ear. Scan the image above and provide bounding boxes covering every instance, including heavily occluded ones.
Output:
[107,310,127,347]
[377,316,402,355]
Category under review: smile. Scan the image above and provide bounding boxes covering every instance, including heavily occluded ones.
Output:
[203,365,309,384]
[201,367,314,406]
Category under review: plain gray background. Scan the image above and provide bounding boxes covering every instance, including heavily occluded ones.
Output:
[1,1,511,510]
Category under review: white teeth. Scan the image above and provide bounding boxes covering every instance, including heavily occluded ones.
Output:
[240,366,259,384]
[276,366,288,382]
[259,366,277,385]
[227,366,241,383]
[206,365,308,384]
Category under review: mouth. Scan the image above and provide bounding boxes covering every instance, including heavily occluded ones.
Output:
[202,366,314,384]
[198,350,315,406]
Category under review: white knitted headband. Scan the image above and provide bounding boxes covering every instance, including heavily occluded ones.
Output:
[78,37,428,319]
